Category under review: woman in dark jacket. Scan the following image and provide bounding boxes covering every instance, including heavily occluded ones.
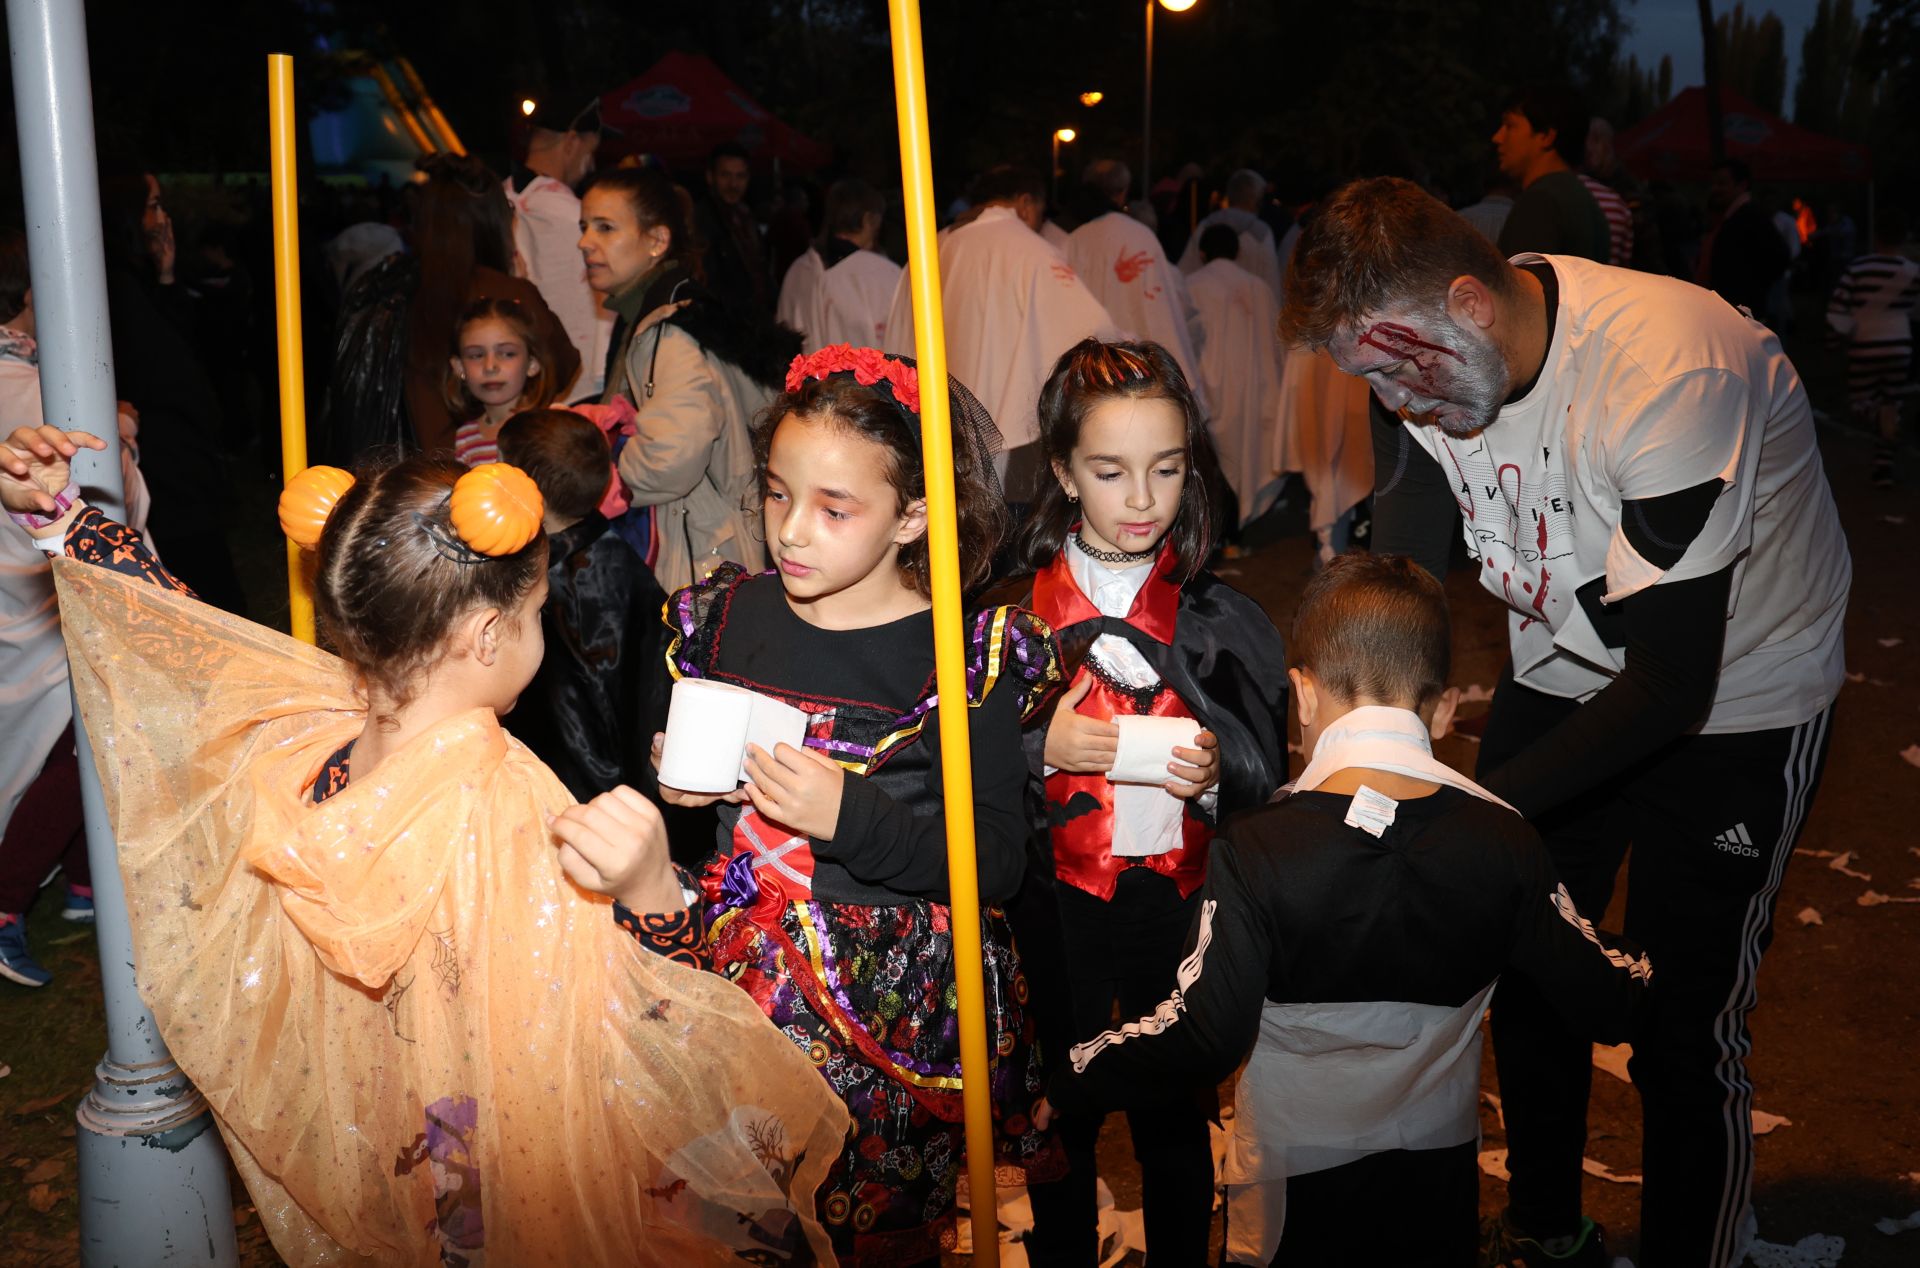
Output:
[100,168,246,613]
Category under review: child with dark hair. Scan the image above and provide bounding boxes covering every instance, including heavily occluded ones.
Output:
[1197,221,1241,263]
[984,337,1288,1265]
[1039,553,1650,1267]
[497,408,668,803]
[653,344,1065,1264]
[0,426,847,1265]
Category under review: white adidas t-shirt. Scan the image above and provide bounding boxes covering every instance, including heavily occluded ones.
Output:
[1400,254,1850,733]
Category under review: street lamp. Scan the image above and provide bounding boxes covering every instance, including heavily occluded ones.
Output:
[1051,127,1077,207]
[1143,0,1198,200]
[521,98,536,116]
[1080,90,1105,107]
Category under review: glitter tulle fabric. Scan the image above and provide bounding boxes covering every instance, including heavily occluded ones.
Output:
[53,559,851,1266]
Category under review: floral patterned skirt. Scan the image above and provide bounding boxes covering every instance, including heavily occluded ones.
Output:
[706,897,1064,1265]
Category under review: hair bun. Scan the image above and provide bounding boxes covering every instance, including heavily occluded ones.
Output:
[449,463,543,557]
[278,466,357,550]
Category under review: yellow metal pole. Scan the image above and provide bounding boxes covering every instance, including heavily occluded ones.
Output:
[885,4,999,1263]
[396,57,467,156]
[367,63,437,156]
[268,53,316,645]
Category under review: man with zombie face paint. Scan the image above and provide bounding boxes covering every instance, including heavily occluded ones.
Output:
[1282,177,1850,1268]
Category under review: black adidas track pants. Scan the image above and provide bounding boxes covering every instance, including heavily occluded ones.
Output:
[1481,668,1833,1268]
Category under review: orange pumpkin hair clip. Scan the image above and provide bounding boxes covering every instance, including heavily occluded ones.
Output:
[449,463,543,557]
[278,465,356,550]
[279,462,543,562]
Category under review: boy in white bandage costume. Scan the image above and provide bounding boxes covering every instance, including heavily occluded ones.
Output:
[1038,554,1650,1266]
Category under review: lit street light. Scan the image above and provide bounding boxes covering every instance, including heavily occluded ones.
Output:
[1080,90,1105,107]
[1051,127,1078,207]
[1143,0,1198,200]
[520,98,536,116]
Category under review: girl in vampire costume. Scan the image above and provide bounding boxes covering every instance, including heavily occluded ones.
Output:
[983,339,1288,1265]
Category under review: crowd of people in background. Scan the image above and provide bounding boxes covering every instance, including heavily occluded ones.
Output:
[0,69,1901,1268]
[0,81,1897,566]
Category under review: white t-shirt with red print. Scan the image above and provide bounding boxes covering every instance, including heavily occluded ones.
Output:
[1400,254,1850,733]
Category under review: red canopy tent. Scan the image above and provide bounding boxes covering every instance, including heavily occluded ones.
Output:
[599,51,831,172]
[1616,86,1871,184]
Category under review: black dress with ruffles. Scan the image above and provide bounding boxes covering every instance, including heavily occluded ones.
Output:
[666,563,1067,1265]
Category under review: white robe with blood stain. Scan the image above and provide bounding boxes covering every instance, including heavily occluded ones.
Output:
[883,206,1120,450]
[813,249,904,353]
[1177,208,1283,305]
[1186,258,1282,525]
[1067,211,1207,412]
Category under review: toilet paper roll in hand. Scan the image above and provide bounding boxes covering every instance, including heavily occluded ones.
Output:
[1106,715,1204,785]
[657,678,811,794]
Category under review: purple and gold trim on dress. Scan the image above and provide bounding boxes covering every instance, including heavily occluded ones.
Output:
[662,565,1062,778]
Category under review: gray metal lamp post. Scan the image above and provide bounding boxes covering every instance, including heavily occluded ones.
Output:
[5,0,239,1262]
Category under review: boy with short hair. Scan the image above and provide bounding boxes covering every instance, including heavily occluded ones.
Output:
[1039,554,1649,1267]
[497,408,667,803]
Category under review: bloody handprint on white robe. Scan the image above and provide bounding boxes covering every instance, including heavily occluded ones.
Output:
[1067,210,1208,413]
[883,206,1120,451]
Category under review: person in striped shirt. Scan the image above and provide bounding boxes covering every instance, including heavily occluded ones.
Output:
[1582,118,1640,270]
[1826,211,1919,487]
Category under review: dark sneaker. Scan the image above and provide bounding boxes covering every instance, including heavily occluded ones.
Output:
[0,917,51,987]
[1482,1211,1609,1267]
[62,889,94,924]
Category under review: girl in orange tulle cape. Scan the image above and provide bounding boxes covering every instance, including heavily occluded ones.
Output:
[3,430,849,1267]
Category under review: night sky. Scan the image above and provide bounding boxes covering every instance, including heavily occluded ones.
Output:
[1623,0,1827,91]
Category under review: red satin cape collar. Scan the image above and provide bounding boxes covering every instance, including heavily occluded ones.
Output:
[1031,534,1180,645]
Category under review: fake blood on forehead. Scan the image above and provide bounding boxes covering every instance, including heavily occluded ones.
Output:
[1359,321,1464,393]
[1359,322,1464,365]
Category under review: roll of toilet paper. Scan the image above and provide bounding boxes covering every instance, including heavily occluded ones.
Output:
[658,678,816,793]
[657,679,758,794]
[1106,715,1203,785]
[739,693,810,781]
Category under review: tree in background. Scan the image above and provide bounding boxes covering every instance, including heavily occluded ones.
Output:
[1714,3,1789,112]
[1607,52,1676,126]
[1859,0,1920,197]
[1795,0,1874,133]
[0,0,1802,216]
[1700,0,1727,163]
